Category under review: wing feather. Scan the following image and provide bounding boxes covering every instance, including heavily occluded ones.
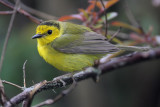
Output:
[51,32,119,54]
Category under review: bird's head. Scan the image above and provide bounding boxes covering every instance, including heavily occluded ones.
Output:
[32,20,61,45]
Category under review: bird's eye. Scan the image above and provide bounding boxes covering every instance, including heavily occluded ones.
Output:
[47,30,52,35]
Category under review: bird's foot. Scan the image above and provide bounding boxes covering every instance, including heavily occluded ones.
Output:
[85,67,102,82]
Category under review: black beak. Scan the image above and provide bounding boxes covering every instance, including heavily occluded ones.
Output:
[32,34,44,39]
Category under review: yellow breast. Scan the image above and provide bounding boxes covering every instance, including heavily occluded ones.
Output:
[37,43,101,72]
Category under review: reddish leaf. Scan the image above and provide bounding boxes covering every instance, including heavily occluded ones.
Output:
[86,3,95,12]
[58,14,83,21]
[105,0,119,8]
[89,1,103,10]
[111,21,143,34]
[92,12,97,18]
[130,33,145,42]
[96,1,104,10]
[89,0,119,10]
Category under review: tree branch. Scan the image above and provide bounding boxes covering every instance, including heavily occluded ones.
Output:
[3,48,160,107]
[0,0,20,75]
[2,80,23,90]
[0,11,13,15]
[0,0,21,105]
[0,0,42,24]
[19,1,58,20]
[33,80,77,107]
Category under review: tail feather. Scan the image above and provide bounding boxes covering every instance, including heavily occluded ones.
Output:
[115,45,150,52]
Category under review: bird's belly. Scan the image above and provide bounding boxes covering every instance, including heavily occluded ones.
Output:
[38,45,102,72]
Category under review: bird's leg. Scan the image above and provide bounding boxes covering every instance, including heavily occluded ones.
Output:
[92,60,102,82]
[53,73,76,87]
[93,59,100,68]
[53,73,71,87]
[84,66,102,83]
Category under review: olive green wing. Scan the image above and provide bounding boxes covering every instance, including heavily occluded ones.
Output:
[51,32,119,54]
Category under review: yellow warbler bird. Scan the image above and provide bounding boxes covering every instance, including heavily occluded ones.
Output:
[32,20,147,72]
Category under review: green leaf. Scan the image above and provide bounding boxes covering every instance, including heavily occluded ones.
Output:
[107,12,118,20]
[101,12,118,21]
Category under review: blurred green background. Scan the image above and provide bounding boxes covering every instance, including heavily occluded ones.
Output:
[1,0,160,107]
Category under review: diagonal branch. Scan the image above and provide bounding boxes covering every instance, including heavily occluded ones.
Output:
[3,48,160,107]
[123,0,145,34]
[0,0,21,105]
[0,0,20,75]
[19,1,58,20]
[2,80,23,90]
[33,80,77,107]
[0,0,42,24]
[23,81,47,107]
[0,11,14,15]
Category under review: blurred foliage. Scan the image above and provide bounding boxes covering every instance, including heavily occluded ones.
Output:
[0,0,160,107]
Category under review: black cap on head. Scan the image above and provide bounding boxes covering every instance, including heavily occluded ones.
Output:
[40,20,60,29]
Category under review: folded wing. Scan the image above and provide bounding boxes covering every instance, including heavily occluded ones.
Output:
[51,32,119,54]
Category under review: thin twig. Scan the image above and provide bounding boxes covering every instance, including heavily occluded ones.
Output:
[0,80,7,105]
[20,2,58,20]
[23,60,27,88]
[2,80,23,90]
[23,80,47,107]
[0,0,42,24]
[124,0,138,27]
[107,30,129,40]
[124,0,145,34]
[108,27,121,41]
[100,0,108,37]
[22,60,27,107]
[0,0,20,74]
[33,80,77,107]
[0,0,21,105]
